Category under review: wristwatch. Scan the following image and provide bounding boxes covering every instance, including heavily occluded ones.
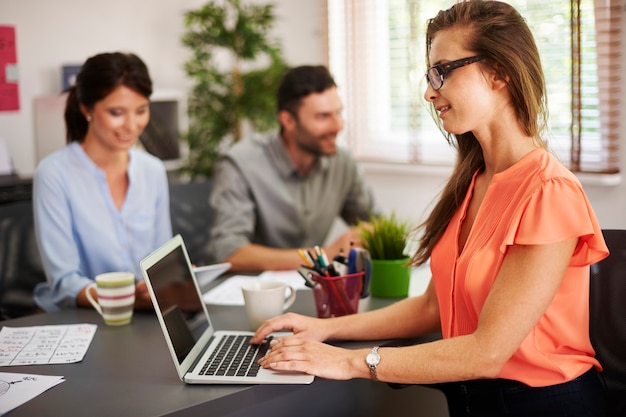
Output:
[365,346,381,381]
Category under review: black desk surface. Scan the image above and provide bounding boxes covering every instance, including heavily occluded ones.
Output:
[0,284,449,417]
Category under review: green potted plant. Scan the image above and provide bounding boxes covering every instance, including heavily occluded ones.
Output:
[359,212,413,298]
[180,0,289,179]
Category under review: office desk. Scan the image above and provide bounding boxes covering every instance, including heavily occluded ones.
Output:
[0,286,448,417]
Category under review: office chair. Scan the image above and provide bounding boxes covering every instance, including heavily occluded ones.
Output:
[0,200,46,319]
[168,180,213,266]
[589,229,626,417]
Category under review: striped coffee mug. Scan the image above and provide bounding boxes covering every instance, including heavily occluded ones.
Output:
[85,272,136,326]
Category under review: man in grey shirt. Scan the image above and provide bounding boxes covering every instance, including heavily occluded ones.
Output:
[207,65,377,272]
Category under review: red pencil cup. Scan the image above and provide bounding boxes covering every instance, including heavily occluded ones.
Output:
[312,272,363,318]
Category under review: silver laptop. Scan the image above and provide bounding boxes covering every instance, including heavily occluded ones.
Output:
[140,234,314,385]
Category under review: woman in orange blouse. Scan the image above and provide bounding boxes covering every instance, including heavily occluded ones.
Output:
[251,1,609,415]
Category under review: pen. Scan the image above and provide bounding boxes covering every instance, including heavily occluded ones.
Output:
[333,260,348,276]
[320,248,330,268]
[305,250,317,268]
[348,248,358,274]
[334,248,347,264]
[348,248,372,298]
[314,245,326,268]
[298,249,313,268]
[326,263,339,276]
[332,249,348,275]
[305,250,317,267]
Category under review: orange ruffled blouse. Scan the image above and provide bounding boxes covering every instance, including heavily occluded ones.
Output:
[430,148,609,387]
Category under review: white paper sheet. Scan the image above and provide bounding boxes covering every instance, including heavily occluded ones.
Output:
[0,324,97,366]
[202,270,310,305]
[0,372,64,416]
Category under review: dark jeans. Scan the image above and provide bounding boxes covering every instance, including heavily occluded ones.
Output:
[434,368,608,417]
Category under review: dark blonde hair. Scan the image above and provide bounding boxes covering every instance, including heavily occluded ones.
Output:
[411,0,548,266]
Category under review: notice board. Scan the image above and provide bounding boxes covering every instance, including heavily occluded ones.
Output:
[0,25,19,111]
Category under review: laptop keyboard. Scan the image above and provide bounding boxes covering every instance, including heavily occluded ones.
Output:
[200,335,270,378]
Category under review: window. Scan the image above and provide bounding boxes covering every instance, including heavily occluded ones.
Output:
[327,0,622,173]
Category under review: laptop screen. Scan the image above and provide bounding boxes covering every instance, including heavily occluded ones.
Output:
[145,241,210,364]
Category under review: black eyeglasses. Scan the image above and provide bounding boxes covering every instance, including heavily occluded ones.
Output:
[425,55,486,91]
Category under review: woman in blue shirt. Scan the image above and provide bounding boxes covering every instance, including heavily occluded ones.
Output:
[33,52,172,311]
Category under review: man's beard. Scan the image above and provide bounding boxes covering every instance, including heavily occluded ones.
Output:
[295,132,337,157]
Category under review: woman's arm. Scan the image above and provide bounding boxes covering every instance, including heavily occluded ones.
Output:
[251,278,441,344]
[33,162,92,310]
[259,238,577,383]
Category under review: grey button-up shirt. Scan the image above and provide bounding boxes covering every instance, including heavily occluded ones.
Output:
[207,132,377,263]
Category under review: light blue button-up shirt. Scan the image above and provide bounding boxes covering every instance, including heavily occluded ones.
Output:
[33,142,172,311]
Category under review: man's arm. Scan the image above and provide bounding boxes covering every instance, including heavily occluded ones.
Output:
[207,157,257,265]
[225,244,303,272]
[209,155,308,272]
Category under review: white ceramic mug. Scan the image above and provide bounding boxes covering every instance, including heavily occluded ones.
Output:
[241,281,296,330]
[85,272,136,326]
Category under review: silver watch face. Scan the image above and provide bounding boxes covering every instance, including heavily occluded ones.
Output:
[366,352,380,366]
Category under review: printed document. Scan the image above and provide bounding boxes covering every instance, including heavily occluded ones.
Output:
[0,324,97,366]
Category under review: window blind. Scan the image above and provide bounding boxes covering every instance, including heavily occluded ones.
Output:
[327,0,622,174]
[588,0,622,173]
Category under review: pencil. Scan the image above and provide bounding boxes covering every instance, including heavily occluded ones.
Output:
[298,249,313,267]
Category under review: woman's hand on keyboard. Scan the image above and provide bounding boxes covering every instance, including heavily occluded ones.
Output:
[250,312,330,345]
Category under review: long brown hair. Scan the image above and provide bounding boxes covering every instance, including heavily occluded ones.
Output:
[411,0,549,266]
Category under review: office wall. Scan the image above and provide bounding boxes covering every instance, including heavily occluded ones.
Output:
[0,0,326,175]
[1,0,625,229]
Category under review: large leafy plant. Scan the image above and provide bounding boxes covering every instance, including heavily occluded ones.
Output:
[180,0,288,179]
